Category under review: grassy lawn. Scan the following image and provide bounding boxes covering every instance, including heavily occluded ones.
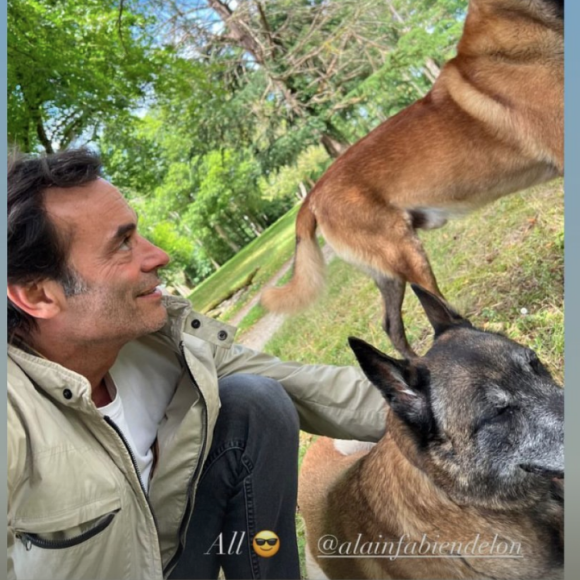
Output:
[265,180,564,381]
[187,204,301,318]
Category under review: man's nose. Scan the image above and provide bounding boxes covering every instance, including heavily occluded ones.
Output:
[141,237,170,271]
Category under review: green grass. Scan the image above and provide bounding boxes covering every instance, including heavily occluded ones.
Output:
[187,204,301,318]
[235,303,267,333]
[265,180,564,383]
[235,267,297,333]
[296,432,317,576]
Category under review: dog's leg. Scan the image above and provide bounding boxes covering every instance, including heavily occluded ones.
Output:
[320,204,444,356]
[372,219,443,357]
[305,542,330,580]
[398,234,443,299]
[373,275,416,358]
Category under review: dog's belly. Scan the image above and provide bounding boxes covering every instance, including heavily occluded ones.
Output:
[399,161,559,231]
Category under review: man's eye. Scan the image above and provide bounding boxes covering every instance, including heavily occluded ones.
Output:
[120,236,133,250]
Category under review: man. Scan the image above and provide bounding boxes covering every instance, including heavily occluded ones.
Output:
[7,148,386,580]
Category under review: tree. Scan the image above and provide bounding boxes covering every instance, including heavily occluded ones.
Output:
[339,0,466,128]
[98,0,467,291]
[8,0,164,153]
[149,0,396,162]
[10,0,470,291]
[146,0,466,168]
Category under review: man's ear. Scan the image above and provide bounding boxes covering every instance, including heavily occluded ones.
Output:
[7,280,65,321]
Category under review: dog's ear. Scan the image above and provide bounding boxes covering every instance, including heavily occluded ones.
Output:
[349,337,433,434]
[411,285,472,337]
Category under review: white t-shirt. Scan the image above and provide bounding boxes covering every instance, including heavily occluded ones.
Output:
[98,379,154,491]
[97,339,183,493]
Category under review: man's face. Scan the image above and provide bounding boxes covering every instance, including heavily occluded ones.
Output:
[45,178,170,345]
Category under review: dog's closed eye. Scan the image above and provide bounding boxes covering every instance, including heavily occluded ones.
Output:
[473,404,516,435]
[492,404,513,420]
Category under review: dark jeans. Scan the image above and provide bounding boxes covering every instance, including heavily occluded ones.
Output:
[169,374,301,580]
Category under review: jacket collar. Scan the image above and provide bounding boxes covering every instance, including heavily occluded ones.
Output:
[159,294,236,348]
[8,294,236,407]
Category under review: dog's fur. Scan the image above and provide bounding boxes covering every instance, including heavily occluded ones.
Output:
[299,286,564,580]
[262,0,564,357]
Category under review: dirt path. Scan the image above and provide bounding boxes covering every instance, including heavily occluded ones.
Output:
[232,244,336,351]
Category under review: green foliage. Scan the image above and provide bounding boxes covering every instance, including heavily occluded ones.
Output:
[99,115,169,194]
[8,0,165,153]
[155,57,260,160]
[351,0,466,126]
[183,150,263,260]
[104,120,299,288]
[259,146,330,201]
[10,0,478,291]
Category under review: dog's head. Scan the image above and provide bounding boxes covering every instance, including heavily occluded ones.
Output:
[349,286,563,509]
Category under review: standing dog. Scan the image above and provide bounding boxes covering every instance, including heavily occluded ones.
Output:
[261,0,564,357]
[299,285,564,580]
[298,286,564,580]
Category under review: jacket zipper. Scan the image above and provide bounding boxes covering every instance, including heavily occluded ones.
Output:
[163,343,209,576]
[16,511,119,551]
[103,416,161,540]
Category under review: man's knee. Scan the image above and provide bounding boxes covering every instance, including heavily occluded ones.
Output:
[218,374,300,439]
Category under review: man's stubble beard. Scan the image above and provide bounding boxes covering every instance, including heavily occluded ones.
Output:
[67,278,168,344]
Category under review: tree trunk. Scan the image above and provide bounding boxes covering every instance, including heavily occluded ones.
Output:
[208,0,351,155]
[213,223,241,252]
[297,181,308,200]
[321,133,349,158]
[423,58,441,84]
[195,237,221,270]
[224,209,252,245]
[244,214,263,236]
[16,70,54,154]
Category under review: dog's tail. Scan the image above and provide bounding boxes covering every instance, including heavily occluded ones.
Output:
[261,199,326,314]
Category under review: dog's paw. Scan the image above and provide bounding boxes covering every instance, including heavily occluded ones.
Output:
[333,439,377,456]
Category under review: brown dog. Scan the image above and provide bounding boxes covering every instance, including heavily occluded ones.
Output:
[261,0,564,357]
[299,286,564,580]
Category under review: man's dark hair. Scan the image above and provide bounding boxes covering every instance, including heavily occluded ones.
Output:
[8,148,103,342]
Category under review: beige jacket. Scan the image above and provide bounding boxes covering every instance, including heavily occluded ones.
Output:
[7,296,386,580]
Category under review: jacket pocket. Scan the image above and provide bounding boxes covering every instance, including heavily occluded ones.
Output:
[14,497,122,551]
[16,509,120,551]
